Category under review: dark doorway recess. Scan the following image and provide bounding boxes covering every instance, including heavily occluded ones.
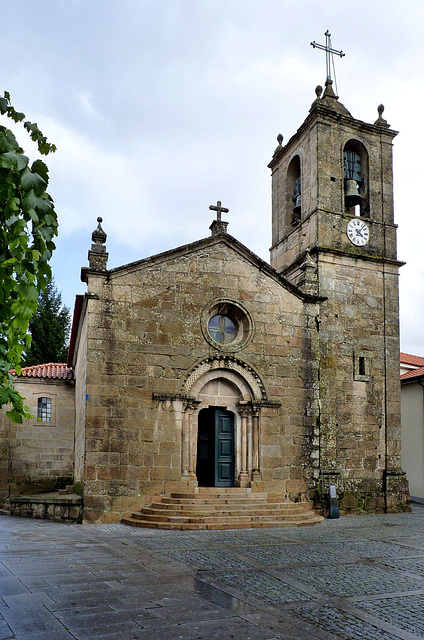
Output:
[196,408,235,487]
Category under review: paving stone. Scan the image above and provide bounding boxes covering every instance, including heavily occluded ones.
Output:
[282,562,424,597]
[16,631,76,640]
[355,594,424,636]
[0,577,29,597]
[234,542,347,566]
[183,615,280,640]
[2,508,424,639]
[95,623,199,639]
[160,548,256,571]
[208,569,313,604]
[289,603,401,639]
[0,620,14,640]
[382,557,424,579]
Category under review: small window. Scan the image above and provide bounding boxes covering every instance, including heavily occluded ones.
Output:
[37,397,52,422]
[354,352,370,382]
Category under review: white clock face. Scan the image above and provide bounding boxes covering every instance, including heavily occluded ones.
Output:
[346,218,369,246]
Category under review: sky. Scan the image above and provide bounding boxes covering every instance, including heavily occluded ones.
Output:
[2,1,424,355]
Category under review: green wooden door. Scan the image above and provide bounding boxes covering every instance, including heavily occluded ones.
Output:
[196,408,234,487]
[214,409,234,487]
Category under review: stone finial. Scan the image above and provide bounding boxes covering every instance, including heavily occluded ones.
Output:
[92,217,107,246]
[315,85,323,99]
[88,217,108,271]
[273,133,284,157]
[322,78,338,99]
[374,104,389,127]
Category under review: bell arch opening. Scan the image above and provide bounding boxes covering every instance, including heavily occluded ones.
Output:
[287,155,302,226]
[343,139,369,217]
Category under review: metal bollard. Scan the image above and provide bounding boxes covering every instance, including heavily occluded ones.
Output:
[328,483,339,519]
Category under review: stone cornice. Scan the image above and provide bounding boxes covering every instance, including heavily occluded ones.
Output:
[268,100,398,170]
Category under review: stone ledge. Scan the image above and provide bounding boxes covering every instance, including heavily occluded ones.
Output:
[9,492,83,523]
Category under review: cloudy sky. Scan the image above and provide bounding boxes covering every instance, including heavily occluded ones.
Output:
[3,1,424,355]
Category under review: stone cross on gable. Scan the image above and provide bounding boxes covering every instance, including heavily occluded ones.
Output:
[209,200,229,222]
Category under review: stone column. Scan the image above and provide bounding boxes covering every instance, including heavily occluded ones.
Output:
[181,401,191,479]
[238,405,250,487]
[187,401,200,485]
[247,411,253,476]
[251,405,262,482]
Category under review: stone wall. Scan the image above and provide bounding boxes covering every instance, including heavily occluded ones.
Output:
[74,306,88,484]
[316,253,403,511]
[0,377,75,504]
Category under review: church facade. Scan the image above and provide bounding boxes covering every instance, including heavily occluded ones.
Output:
[67,79,409,522]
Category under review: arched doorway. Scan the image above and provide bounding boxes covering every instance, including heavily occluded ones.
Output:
[196,407,235,487]
[181,357,268,487]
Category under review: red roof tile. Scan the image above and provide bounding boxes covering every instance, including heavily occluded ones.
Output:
[400,352,424,367]
[401,365,424,381]
[9,363,74,380]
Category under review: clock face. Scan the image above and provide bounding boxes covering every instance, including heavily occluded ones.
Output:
[346,218,369,246]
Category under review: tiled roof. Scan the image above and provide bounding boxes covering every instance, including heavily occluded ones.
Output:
[400,352,424,367]
[9,363,74,380]
[401,365,424,381]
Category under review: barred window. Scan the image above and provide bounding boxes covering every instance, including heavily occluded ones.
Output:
[37,397,52,422]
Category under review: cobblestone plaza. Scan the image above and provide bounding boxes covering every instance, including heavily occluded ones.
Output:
[1,507,424,639]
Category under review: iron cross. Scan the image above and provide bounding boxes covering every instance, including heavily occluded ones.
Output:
[209,200,229,222]
[311,30,345,83]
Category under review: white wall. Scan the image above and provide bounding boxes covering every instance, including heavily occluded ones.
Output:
[401,382,424,500]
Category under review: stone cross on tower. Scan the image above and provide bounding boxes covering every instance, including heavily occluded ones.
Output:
[311,30,345,95]
[209,200,229,236]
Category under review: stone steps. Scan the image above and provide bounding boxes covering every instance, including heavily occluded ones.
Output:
[122,488,323,530]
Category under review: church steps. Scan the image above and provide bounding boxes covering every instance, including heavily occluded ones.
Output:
[142,502,310,515]
[121,515,323,530]
[160,496,269,506]
[122,489,323,530]
[135,513,318,525]
[138,507,308,520]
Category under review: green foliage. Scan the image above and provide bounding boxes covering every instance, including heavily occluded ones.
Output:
[25,278,70,366]
[0,91,58,423]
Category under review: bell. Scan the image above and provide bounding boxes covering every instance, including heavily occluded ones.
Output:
[293,195,301,215]
[345,179,363,208]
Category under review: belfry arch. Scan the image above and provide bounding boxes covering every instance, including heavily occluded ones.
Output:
[181,358,267,487]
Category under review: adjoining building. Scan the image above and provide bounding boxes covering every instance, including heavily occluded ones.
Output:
[0,364,74,504]
[401,352,424,503]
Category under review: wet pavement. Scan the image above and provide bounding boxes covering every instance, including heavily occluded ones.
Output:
[1,505,424,639]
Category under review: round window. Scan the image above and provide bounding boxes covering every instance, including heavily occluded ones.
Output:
[207,314,237,344]
[201,299,254,352]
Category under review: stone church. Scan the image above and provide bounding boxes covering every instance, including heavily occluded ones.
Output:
[0,73,410,524]
[61,75,409,523]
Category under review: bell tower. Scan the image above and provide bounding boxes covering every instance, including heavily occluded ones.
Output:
[269,36,410,512]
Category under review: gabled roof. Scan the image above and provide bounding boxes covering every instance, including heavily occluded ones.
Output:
[401,366,424,382]
[82,231,322,304]
[400,352,424,368]
[10,363,74,380]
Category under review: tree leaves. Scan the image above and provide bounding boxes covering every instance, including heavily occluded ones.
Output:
[0,91,58,423]
[25,278,71,367]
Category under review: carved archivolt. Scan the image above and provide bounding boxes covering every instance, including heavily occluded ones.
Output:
[182,356,266,402]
